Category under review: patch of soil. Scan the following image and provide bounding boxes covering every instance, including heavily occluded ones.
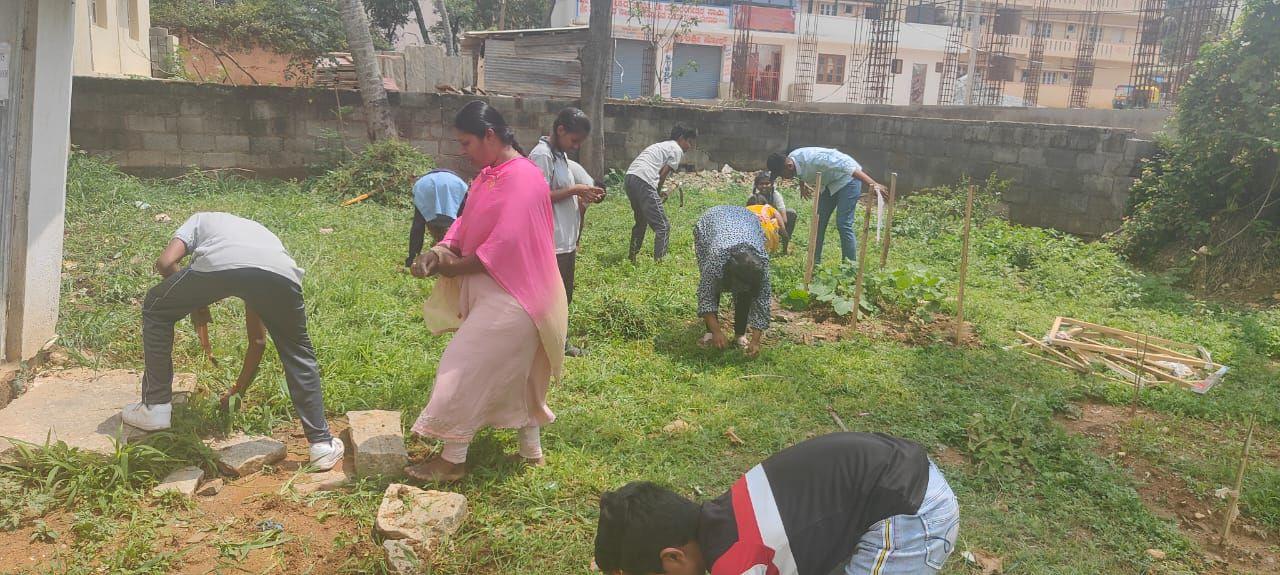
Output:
[772,303,980,348]
[0,422,369,574]
[1060,403,1280,574]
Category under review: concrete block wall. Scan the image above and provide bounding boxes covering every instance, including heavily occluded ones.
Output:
[69,77,1153,236]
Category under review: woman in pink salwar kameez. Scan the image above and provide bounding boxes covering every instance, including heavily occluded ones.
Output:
[406,100,568,483]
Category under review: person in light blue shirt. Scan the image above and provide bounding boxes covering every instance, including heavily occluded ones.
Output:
[406,169,468,268]
[768,147,886,264]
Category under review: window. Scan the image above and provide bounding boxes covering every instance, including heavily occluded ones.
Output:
[1111,28,1126,43]
[1042,71,1058,85]
[845,4,855,14]
[90,0,108,28]
[1028,22,1053,37]
[817,54,846,84]
[128,0,140,40]
[819,3,838,16]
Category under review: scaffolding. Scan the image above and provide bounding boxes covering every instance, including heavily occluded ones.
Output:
[1128,0,1164,109]
[936,0,965,105]
[972,0,1015,106]
[863,0,904,104]
[1021,0,1048,107]
[730,2,754,100]
[793,0,819,102]
[1164,0,1238,108]
[1068,2,1102,108]
[844,1,876,103]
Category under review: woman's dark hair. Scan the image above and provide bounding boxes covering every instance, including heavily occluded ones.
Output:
[670,123,698,141]
[454,99,525,156]
[722,244,766,296]
[553,107,591,137]
[746,192,771,207]
[766,152,787,177]
[595,482,700,575]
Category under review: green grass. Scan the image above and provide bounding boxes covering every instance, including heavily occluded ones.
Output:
[20,153,1280,573]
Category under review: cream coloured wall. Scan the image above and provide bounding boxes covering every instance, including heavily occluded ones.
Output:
[73,0,150,77]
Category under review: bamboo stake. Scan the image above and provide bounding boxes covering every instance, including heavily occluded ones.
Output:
[827,406,849,432]
[879,172,898,268]
[954,184,975,345]
[1130,336,1148,417]
[851,202,873,329]
[1219,413,1256,546]
[804,173,824,290]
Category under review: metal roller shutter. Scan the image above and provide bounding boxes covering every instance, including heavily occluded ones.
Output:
[671,44,722,100]
[611,39,647,99]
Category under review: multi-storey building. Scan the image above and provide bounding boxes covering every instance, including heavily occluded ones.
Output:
[551,0,1149,108]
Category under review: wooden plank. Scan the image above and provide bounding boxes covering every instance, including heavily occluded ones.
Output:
[1021,350,1080,372]
[851,202,872,329]
[1016,331,1088,372]
[1047,338,1212,368]
[804,173,823,290]
[1108,353,1196,386]
[1107,333,1202,362]
[1058,317,1193,351]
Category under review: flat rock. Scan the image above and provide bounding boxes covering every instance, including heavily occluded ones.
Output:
[0,369,152,456]
[197,478,224,496]
[209,434,285,476]
[152,466,204,497]
[383,539,426,575]
[171,373,197,404]
[375,483,467,544]
[347,410,408,478]
[295,467,354,495]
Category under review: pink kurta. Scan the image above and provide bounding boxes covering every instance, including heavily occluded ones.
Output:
[412,156,568,442]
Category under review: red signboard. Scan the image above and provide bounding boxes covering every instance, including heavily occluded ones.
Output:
[735,5,794,33]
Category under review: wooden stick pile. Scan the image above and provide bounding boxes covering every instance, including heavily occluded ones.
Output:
[1006,317,1229,394]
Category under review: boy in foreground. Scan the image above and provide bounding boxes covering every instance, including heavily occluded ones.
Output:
[625,124,698,262]
[595,432,959,575]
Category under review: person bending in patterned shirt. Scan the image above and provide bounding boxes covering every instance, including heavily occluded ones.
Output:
[692,206,772,358]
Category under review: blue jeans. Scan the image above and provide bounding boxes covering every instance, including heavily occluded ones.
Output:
[815,180,862,264]
[841,462,960,575]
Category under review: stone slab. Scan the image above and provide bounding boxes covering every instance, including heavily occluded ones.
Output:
[347,410,409,478]
[209,434,286,476]
[384,539,426,575]
[0,369,175,456]
[152,465,205,497]
[375,484,467,543]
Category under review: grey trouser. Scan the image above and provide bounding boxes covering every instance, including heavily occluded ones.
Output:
[625,174,670,260]
[141,267,332,443]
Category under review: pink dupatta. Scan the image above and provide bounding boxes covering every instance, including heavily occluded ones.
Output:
[422,156,568,378]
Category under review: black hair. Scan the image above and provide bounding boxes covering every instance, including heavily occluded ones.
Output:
[722,244,767,297]
[746,192,771,207]
[595,482,700,575]
[766,153,787,177]
[670,123,698,141]
[553,107,591,137]
[454,99,525,156]
[754,171,773,185]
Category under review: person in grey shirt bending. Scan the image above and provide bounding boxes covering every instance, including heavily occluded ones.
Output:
[120,212,343,471]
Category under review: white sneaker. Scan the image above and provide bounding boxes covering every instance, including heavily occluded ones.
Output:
[737,335,751,348]
[309,437,344,471]
[121,402,172,431]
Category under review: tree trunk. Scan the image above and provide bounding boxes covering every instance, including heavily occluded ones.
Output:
[436,0,457,56]
[338,0,398,142]
[543,0,557,27]
[409,0,431,45]
[499,0,508,30]
[580,0,612,179]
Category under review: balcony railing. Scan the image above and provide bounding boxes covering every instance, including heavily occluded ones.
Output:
[1007,34,1135,61]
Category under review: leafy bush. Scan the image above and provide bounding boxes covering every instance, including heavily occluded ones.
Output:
[309,140,435,208]
[1118,0,1280,286]
[965,401,1044,480]
[893,174,1007,242]
[864,264,948,324]
[152,0,348,58]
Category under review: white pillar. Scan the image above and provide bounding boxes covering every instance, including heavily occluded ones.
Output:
[1,0,75,363]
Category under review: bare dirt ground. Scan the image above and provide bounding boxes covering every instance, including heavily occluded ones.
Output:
[0,423,375,574]
[771,303,980,348]
[1060,402,1280,574]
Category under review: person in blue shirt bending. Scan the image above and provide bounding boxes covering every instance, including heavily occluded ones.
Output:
[767,148,886,264]
[405,169,469,268]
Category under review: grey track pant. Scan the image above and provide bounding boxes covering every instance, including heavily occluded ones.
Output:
[625,174,670,260]
[140,267,332,443]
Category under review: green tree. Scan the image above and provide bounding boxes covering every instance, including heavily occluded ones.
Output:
[431,0,552,35]
[1119,0,1280,288]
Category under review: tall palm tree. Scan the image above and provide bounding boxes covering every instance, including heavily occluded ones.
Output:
[338,0,398,141]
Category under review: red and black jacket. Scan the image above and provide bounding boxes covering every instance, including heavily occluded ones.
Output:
[698,433,930,575]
